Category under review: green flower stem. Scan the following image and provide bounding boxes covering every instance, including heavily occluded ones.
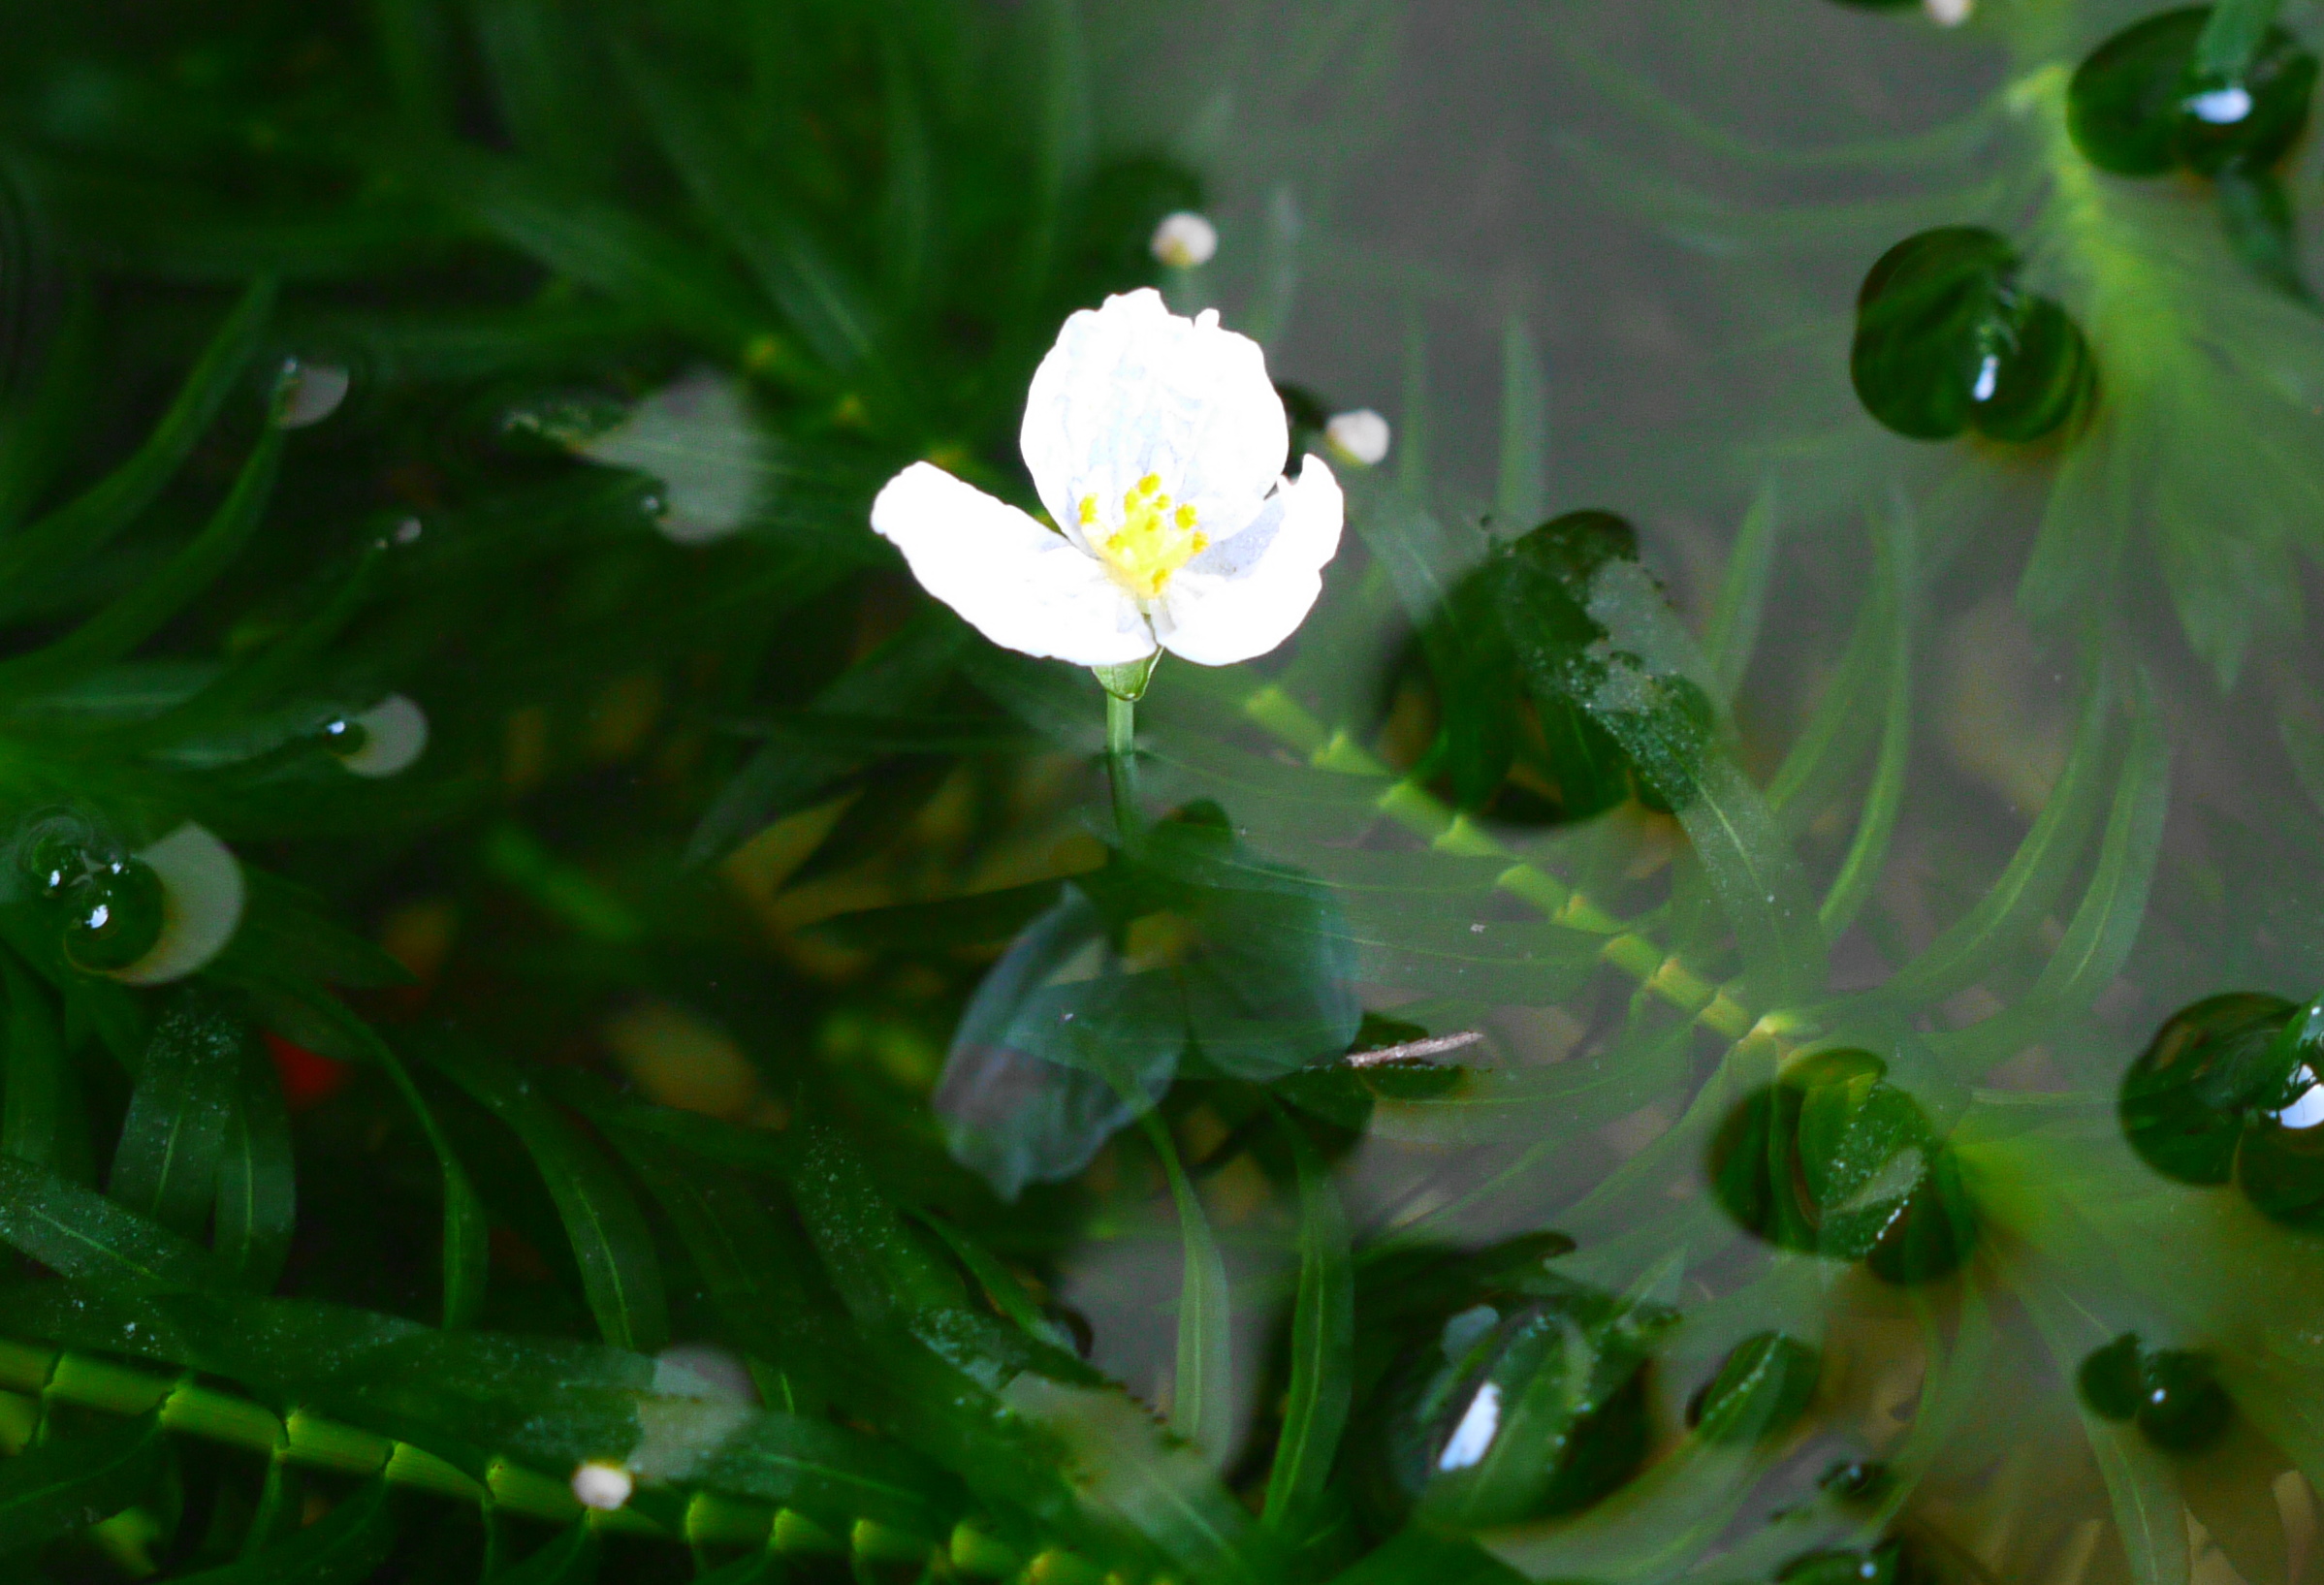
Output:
[0,1335,1055,1579]
[1105,690,1139,838]
[1239,682,1798,1050]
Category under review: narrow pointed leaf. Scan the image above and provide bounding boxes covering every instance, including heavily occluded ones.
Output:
[110,993,245,1238]
[1262,1116,1353,1537]
[1143,1113,1232,1469]
[0,1153,216,1291]
[213,1030,295,1293]
[172,1476,396,1585]
[429,1047,669,1353]
[0,277,273,611]
[0,1411,167,1553]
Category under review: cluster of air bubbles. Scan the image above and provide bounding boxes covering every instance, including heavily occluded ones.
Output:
[13,809,243,982]
[321,694,429,778]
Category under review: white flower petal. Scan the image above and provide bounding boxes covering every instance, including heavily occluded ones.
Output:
[872,462,1156,666]
[1019,291,1287,542]
[1153,456,1343,667]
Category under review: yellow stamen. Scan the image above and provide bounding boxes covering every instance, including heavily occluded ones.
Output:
[1092,474,1205,599]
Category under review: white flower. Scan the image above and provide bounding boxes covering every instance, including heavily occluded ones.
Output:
[1150,211,1219,269]
[1924,0,1971,24]
[871,291,1343,669]
[1324,408,1392,467]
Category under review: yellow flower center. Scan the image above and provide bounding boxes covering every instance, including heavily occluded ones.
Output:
[1081,474,1206,600]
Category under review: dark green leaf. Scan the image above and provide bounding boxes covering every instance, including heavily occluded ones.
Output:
[0,1153,219,1293]
[1263,1114,1353,1537]
[212,1029,295,1293]
[171,1477,395,1585]
[109,992,245,1238]
[0,1411,166,1553]
[427,1046,669,1353]
[0,278,273,614]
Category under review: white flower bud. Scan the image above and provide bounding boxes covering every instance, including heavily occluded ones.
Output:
[1323,409,1392,467]
[1924,0,1971,24]
[1150,211,1218,269]
[570,1460,633,1511]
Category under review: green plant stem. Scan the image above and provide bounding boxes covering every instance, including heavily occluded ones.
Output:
[1238,682,1800,1051]
[1105,691,1138,839]
[0,1335,1055,1579]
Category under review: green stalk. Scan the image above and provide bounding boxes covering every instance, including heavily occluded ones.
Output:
[1238,682,1792,1049]
[0,1336,1064,1580]
[1105,690,1138,839]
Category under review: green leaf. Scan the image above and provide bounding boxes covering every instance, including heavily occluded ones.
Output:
[601,1125,842,1415]
[1143,1113,1232,1470]
[1262,1115,1353,1538]
[428,1046,669,1353]
[109,992,246,1239]
[0,950,80,1179]
[473,0,614,188]
[171,1476,396,1585]
[1703,479,1780,703]
[0,1153,220,1293]
[1818,513,1915,939]
[0,425,284,698]
[206,871,416,993]
[357,1027,488,1330]
[212,1030,295,1293]
[1930,684,2171,1064]
[686,612,969,865]
[493,1518,600,1585]
[622,50,880,374]
[913,1211,1078,1354]
[0,277,273,615]
[1327,1527,1527,1585]
[2195,0,2284,80]
[1879,677,2116,1009]
[419,147,772,362]
[0,1411,166,1553]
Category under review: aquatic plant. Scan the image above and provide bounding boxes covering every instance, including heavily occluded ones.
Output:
[0,1,2321,1583]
